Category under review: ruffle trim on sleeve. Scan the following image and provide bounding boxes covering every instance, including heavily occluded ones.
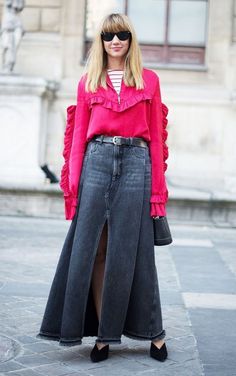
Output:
[162,102,169,172]
[87,92,153,113]
[59,105,76,196]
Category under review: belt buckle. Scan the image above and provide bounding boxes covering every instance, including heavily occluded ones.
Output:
[113,136,122,145]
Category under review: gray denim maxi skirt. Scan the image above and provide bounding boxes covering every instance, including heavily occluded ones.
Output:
[37,136,166,346]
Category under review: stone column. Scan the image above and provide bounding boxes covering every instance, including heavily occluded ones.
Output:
[0,75,58,185]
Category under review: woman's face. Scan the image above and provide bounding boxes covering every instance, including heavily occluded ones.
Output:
[102,32,130,60]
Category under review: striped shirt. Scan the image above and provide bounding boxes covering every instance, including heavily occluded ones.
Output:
[107,69,123,95]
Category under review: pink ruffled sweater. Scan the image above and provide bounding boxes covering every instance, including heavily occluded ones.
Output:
[60,68,169,220]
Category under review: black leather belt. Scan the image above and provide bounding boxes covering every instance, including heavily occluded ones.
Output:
[92,135,148,148]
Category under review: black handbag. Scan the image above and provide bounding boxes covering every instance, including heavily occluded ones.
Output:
[153,216,173,246]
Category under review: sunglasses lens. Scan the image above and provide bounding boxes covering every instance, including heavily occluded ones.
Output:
[101,31,131,41]
[117,31,131,40]
[101,32,114,41]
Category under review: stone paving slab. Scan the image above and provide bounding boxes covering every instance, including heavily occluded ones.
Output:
[0,216,236,375]
[170,245,236,294]
[188,308,236,376]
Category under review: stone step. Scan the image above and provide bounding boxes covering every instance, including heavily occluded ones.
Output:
[0,182,235,228]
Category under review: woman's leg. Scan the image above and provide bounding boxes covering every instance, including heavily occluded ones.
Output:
[91,220,108,349]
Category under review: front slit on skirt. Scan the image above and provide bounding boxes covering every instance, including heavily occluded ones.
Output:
[37,139,166,346]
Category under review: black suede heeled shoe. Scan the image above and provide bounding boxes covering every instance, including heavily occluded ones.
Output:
[90,343,109,362]
[150,341,168,362]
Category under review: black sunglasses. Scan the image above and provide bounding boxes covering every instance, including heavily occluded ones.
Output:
[101,31,131,42]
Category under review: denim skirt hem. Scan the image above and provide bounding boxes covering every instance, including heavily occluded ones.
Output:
[123,329,166,342]
[37,329,166,346]
[95,337,122,344]
[36,332,60,342]
[59,338,82,346]
[37,332,83,346]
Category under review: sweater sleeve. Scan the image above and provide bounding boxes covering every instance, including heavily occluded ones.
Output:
[149,75,169,217]
[67,77,90,218]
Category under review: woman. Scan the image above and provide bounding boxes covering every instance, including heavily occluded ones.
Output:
[37,13,170,363]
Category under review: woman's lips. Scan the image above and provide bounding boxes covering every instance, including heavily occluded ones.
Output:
[112,47,122,51]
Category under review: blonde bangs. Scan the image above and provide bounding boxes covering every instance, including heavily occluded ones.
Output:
[101,14,130,33]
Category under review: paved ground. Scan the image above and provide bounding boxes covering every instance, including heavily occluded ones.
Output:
[0,215,236,376]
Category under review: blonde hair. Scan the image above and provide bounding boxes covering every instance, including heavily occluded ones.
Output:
[84,13,144,92]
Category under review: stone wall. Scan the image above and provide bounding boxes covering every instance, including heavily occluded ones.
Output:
[0,0,61,32]
[0,0,62,80]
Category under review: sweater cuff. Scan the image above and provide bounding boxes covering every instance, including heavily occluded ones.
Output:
[64,195,78,220]
[150,203,166,217]
[150,192,168,204]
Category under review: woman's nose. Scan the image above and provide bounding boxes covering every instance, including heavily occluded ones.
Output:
[112,35,120,43]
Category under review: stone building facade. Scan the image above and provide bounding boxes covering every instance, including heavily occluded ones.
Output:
[0,0,236,220]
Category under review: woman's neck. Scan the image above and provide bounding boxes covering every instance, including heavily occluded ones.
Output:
[107,56,125,70]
